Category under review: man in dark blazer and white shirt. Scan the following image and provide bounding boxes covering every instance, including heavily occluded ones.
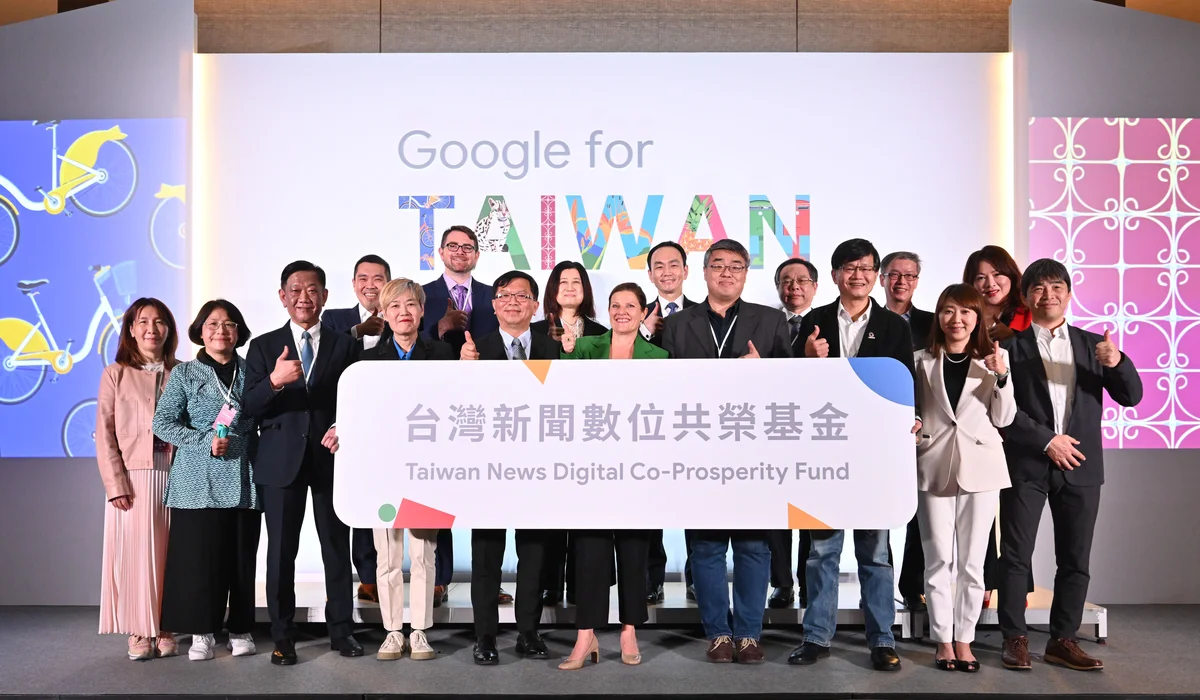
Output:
[459,270,560,666]
[320,253,391,605]
[244,261,362,665]
[660,239,791,665]
[997,259,1142,673]
[791,239,918,672]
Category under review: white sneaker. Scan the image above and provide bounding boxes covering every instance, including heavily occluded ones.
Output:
[409,630,436,660]
[189,633,215,661]
[227,632,256,657]
[377,630,407,660]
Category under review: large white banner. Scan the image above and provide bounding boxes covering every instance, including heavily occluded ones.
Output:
[334,358,917,530]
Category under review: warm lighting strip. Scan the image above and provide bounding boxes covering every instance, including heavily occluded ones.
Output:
[190,53,210,323]
[995,52,1016,253]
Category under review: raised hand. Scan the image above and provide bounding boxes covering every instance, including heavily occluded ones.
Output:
[321,426,339,454]
[356,309,386,337]
[460,331,480,360]
[643,303,662,337]
[1046,433,1085,470]
[438,297,469,338]
[546,313,565,341]
[560,320,577,354]
[741,340,761,359]
[1096,328,1121,368]
[804,326,829,358]
[984,340,1007,375]
[211,434,230,457]
[269,346,304,389]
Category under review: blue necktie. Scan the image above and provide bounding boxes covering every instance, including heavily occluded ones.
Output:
[666,301,678,316]
[300,331,314,381]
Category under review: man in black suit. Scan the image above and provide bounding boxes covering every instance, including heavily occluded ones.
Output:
[879,250,935,611]
[766,257,819,611]
[661,239,791,666]
[640,240,700,604]
[790,239,918,672]
[459,270,560,665]
[320,253,391,605]
[997,259,1141,673]
[244,260,362,665]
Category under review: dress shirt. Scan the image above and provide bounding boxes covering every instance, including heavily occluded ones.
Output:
[499,327,532,360]
[355,304,381,350]
[443,272,474,316]
[640,294,684,339]
[784,308,809,323]
[289,320,321,382]
[1034,320,1075,436]
[836,301,871,358]
[392,338,413,360]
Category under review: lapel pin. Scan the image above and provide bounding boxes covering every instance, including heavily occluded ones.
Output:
[868,332,876,340]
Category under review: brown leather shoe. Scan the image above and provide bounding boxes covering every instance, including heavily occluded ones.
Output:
[1002,636,1032,670]
[706,635,734,663]
[357,583,378,603]
[497,587,514,605]
[736,638,765,664]
[433,585,447,608]
[1045,637,1104,671]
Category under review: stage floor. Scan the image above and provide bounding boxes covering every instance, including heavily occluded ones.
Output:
[0,603,1192,698]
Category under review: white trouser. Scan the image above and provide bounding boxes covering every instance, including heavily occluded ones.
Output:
[916,489,999,644]
[373,528,438,632]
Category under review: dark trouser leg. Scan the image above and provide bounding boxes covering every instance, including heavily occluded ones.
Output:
[1046,473,1101,640]
[470,529,505,640]
[352,528,377,586]
[646,529,667,591]
[985,518,1036,593]
[309,462,353,639]
[541,530,568,599]
[573,530,614,630]
[767,529,794,589]
[615,530,650,626]
[683,529,695,587]
[514,529,547,634]
[160,507,225,634]
[435,529,454,588]
[899,514,925,601]
[225,508,262,634]
[261,476,308,642]
[796,530,811,605]
[998,478,1049,638]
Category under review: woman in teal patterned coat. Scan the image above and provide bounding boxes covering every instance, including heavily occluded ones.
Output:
[152,299,261,662]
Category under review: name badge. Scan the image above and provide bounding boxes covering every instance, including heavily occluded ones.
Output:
[213,403,238,429]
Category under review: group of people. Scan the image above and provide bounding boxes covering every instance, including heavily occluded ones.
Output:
[95,224,1142,674]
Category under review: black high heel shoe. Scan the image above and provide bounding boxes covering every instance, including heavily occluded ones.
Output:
[935,657,958,671]
[956,659,981,673]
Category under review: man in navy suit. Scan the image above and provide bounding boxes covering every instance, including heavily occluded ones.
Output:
[421,225,501,607]
[320,254,391,605]
[244,260,361,665]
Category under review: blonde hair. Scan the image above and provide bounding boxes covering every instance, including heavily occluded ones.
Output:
[379,278,426,311]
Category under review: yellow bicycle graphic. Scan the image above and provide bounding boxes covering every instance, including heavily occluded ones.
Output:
[149,184,186,269]
[0,120,139,266]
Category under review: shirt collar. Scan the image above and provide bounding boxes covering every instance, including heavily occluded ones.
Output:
[657,293,683,308]
[444,273,472,293]
[1033,320,1070,342]
[837,299,871,325]
[290,320,321,344]
[704,297,741,319]
[357,304,373,323]
[498,327,532,354]
[392,337,414,359]
[783,307,809,322]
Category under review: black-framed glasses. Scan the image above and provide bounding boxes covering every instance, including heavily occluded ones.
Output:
[781,277,815,288]
[839,264,878,276]
[443,242,478,254]
[707,262,748,274]
[884,272,919,282]
[494,292,536,302]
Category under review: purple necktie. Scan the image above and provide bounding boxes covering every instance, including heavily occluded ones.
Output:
[452,285,469,313]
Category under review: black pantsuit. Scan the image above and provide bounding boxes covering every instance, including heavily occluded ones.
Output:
[574,530,650,629]
[435,528,454,588]
[766,529,810,598]
[647,529,694,590]
[471,529,546,639]
[352,528,377,585]
[161,507,261,635]
[541,530,576,600]
[998,469,1101,639]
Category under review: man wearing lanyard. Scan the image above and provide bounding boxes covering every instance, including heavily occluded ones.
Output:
[660,239,792,665]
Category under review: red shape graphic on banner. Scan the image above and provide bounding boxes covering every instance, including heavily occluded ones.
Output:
[393,499,456,529]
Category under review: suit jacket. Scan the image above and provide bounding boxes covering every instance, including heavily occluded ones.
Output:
[322,304,391,351]
[96,362,174,500]
[906,306,935,351]
[243,321,358,488]
[914,349,1016,495]
[562,331,669,360]
[421,276,499,357]
[359,334,455,362]
[797,298,917,376]
[660,298,792,359]
[781,307,811,356]
[474,328,562,361]
[645,296,698,347]
[1001,324,1142,487]
[530,316,608,339]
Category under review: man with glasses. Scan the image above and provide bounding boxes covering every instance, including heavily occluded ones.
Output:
[661,239,792,665]
[792,238,919,672]
[421,225,501,608]
[879,251,935,613]
[766,257,820,612]
[459,270,560,665]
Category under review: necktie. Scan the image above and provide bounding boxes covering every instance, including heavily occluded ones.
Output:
[789,316,803,342]
[452,285,469,313]
[666,301,678,316]
[510,337,527,360]
[300,330,314,380]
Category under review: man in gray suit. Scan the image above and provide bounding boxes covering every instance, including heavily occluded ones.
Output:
[660,238,791,665]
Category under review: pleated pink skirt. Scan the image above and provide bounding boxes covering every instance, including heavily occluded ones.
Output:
[98,458,171,637]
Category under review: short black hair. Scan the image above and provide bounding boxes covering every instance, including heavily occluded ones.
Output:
[703,238,750,268]
[280,260,326,289]
[441,225,479,247]
[830,238,880,271]
[189,298,252,348]
[774,258,818,286]
[648,241,687,268]
[353,254,391,280]
[492,270,539,300]
[1021,258,1072,299]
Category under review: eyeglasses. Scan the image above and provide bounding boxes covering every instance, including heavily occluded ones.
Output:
[839,264,878,276]
[707,263,748,275]
[494,292,536,302]
[884,272,919,282]
[443,242,477,254]
[204,321,238,332]
[781,277,814,288]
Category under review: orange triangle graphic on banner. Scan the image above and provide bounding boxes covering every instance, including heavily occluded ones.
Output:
[393,499,456,529]
[523,359,552,384]
[788,503,832,530]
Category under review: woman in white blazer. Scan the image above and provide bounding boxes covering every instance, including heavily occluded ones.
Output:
[914,284,1016,672]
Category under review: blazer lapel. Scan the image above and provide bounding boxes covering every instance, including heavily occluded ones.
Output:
[730,303,760,357]
[956,358,991,419]
[686,311,719,357]
[307,327,336,387]
[856,300,887,358]
[927,352,956,423]
[1018,328,1054,412]
[469,279,491,319]
[277,322,303,386]
[1066,325,1093,432]
[821,303,843,358]
[409,337,428,361]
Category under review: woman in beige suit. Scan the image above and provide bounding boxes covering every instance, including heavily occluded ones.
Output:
[96,297,180,660]
[914,284,1015,672]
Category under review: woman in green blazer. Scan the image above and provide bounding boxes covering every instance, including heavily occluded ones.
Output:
[557,283,667,670]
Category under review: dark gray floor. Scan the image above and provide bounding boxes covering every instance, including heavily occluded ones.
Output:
[0,605,1197,697]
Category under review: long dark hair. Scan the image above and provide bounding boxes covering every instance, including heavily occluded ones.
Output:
[115,297,179,368]
[543,260,597,320]
[928,284,993,359]
[962,245,1025,323]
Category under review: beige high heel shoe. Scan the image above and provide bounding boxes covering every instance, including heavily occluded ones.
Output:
[558,636,600,670]
[621,649,642,666]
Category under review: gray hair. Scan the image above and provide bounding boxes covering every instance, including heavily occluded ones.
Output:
[703,239,750,268]
[881,251,922,274]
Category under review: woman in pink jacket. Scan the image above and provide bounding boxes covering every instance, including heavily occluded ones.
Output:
[96,297,180,660]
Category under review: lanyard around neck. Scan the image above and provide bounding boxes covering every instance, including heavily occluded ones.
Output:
[710,315,738,357]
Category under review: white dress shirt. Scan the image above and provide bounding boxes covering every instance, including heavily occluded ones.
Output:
[289,320,321,381]
[837,301,872,358]
[640,294,684,339]
[1034,321,1075,435]
[355,304,381,350]
[784,308,809,323]
[498,327,532,360]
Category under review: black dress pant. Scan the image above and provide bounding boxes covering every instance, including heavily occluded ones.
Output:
[998,469,1101,639]
[540,529,576,600]
[984,520,1035,593]
[160,507,261,635]
[574,530,650,629]
[435,528,454,588]
[646,529,694,590]
[766,529,810,599]
[352,528,377,586]
[471,529,546,639]
[260,450,353,642]
[898,515,925,601]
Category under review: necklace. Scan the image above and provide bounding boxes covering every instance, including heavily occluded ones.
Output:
[944,351,969,364]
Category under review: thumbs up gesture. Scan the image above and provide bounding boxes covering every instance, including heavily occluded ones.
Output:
[1096,327,1121,368]
[559,318,577,354]
[804,326,829,358]
[741,340,761,359]
[356,307,386,337]
[984,340,1007,375]
[643,303,663,337]
[438,296,469,338]
[269,345,304,390]
[460,331,480,360]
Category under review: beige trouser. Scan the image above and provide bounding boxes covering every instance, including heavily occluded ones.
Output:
[373,528,438,632]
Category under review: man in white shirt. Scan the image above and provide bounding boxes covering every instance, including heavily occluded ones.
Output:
[997,259,1142,673]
